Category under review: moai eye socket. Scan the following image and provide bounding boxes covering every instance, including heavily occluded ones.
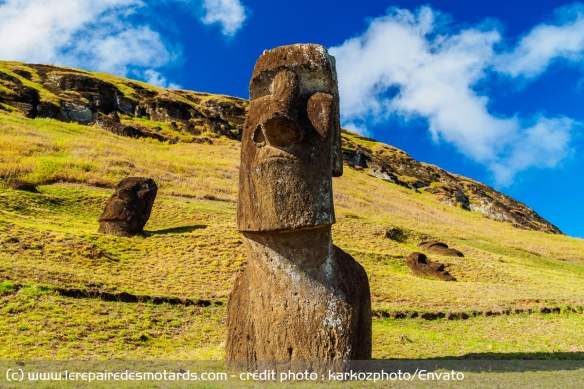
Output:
[253,125,266,147]
[261,115,303,147]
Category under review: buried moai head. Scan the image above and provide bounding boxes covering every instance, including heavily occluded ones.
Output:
[237,44,343,232]
[98,177,157,237]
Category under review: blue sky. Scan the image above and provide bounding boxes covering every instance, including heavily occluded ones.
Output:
[1,0,583,238]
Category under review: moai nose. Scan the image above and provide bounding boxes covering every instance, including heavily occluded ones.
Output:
[255,70,303,148]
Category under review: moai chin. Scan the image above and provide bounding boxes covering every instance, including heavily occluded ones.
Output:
[226,44,372,369]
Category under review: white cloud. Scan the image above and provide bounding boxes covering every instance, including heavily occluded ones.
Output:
[330,6,580,185]
[201,0,247,36]
[490,117,575,184]
[343,121,373,138]
[0,0,143,66]
[143,69,182,89]
[495,4,584,77]
[0,0,249,86]
[0,0,176,81]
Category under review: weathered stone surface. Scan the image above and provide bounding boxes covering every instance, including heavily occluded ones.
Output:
[418,241,464,257]
[0,64,247,140]
[227,44,371,369]
[228,228,371,363]
[96,112,169,142]
[98,177,157,237]
[405,252,456,281]
[237,44,343,232]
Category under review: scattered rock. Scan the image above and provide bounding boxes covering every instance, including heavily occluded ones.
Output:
[418,241,464,257]
[1,65,247,141]
[420,312,438,320]
[96,112,170,142]
[98,177,158,237]
[405,252,456,281]
[342,149,367,168]
[8,179,39,193]
[369,169,396,182]
[384,226,408,242]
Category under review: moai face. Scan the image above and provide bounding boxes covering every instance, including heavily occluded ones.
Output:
[237,44,343,232]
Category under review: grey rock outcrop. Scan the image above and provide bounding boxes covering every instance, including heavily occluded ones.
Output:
[0,63,247,140]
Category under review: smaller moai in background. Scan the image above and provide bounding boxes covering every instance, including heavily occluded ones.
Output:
[406,252,456,281]
[418,241,464,257]
[98,177,157,237]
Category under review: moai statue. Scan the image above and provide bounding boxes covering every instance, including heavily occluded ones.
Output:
[226,44,372,368]
[98,177,157,237]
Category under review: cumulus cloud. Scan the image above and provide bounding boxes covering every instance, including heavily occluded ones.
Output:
[490,116,575,184]
[0,0,249,85]
[201,0,247,36]
[330,6,581,185]
[343,121,373,138]
[143,69,182,89]
[0,0,175,79]
[495,4,584,77]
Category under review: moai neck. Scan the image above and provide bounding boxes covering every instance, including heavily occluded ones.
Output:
[243,225,333,277]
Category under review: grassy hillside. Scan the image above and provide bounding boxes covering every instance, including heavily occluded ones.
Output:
[1,108,584,364]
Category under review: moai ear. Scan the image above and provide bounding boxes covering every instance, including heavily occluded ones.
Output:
[331,98,343,177]
[307,92,343,177]
[307,92,333,138]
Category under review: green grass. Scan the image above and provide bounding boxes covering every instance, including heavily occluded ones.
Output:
[373,313,584,359]
[2,288,582,360]
[0,291,224,360]
[0,107,584,388]
[0,112,240,198]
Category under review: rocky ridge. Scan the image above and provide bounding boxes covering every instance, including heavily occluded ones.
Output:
[340,132,561,234]
[0,61,247,142]
[0,61,561,234]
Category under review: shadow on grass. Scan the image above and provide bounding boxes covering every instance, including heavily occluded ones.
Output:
[145,225,207,235]
[365,352,584,373]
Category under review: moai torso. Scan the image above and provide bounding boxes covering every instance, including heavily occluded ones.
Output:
[226,44,371,368]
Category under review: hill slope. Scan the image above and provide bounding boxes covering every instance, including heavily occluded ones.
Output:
[0,61,560,234]
[0,63,583,361]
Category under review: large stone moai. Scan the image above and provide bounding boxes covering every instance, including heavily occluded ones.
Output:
[226,44,372,368]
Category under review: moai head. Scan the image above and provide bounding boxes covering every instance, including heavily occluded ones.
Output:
[98,177,157,236]
[237,44,343,232]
